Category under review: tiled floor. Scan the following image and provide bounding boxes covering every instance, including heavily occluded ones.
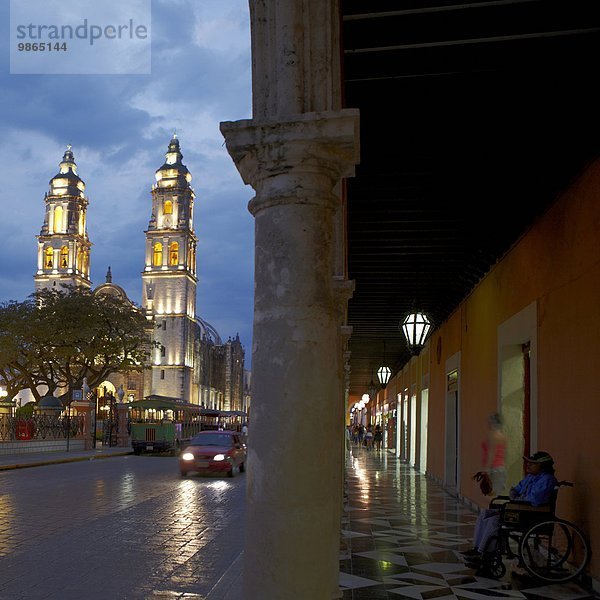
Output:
[340,446,598,600]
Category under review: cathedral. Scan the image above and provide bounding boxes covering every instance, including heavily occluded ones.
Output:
[33,136,245,411]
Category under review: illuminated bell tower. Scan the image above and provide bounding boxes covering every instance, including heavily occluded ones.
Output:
[34,145,91,292]
[142,134,198,401]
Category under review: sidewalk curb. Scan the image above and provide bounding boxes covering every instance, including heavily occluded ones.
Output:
[0,451,134,471]
[206,550,244,599]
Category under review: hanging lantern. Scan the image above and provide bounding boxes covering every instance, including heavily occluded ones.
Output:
[401,311,432,353]
[367,380,377,400]
[377,365,391,388]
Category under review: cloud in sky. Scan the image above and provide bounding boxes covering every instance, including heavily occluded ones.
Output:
[0,0,255,364]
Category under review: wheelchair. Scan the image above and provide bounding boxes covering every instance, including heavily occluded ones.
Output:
[476,481,590,583]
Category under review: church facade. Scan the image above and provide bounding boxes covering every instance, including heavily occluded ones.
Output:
[34,138,245,411]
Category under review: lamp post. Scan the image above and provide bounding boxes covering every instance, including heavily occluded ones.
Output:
[66,400,71,452]
[91,392,99,449]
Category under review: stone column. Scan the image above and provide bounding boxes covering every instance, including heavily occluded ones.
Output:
[332,284,354,598]
[221,110,359,599]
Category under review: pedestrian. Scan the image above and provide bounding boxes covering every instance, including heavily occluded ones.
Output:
[345,424,352,451]
[374,423,383,451]
[479,413,507,496]
[365,424,374,450]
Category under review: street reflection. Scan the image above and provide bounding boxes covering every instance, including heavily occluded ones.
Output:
[0,494,14,555]
[177,478,199,511]
[349,452,370,501]
[206,480,230,492]
[94,477,106,499]
[117,471,136,505]
[145,479,205,569]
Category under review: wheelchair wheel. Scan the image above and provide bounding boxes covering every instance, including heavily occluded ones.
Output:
[519,518,590,583]
[484,551,507,579]
[479,535,507,579]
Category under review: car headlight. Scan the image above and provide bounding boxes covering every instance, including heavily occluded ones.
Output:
[181,452,195,461]
[213,454,226,461]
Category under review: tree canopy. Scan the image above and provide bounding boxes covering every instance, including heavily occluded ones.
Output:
[0,287,153,402]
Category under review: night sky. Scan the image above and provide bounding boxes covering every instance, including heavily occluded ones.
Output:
[0,0,254,365]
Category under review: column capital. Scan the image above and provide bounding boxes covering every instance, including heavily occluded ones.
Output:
[220,110,360,215]
[340,325,353,343]
[332,276,355,305]
[333,277,355,333]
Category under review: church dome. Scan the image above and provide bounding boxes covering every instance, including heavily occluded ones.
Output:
[93,267,131,302]
[154,134,192,189]
[38,395,63,410]
[48,145,86,198]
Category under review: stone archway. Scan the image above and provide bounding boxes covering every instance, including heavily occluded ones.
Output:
[96,380,116,398]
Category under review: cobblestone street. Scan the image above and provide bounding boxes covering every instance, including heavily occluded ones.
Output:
[0,454,245,600]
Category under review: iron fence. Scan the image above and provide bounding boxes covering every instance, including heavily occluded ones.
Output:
[0,414,85,441]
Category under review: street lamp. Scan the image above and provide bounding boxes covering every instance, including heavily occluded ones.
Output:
[377,365,391,388]
[401,311,432,354]
[0,387,11,417]
[376,340,392,389]
[62,394,74,452]
[91,392,99,449]
[368,380,377,401]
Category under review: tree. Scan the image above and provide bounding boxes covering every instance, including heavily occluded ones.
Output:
[0,287,153,401]
[0,299,39,400]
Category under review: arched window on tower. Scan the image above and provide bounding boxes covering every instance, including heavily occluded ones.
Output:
[60,246,69,268]
[169,242,179,266]
[153,242,163,267]
[76,248,83,272]
[45,247,54,269]
[164,200,173,215]
[53,206,63,234]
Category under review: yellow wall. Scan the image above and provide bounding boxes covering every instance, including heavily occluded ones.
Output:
[389,159,600,578]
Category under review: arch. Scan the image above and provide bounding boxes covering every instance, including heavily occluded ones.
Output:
[53,205,63,233]
[164,200,173,215]
[153,242,163,266]
[45,247,54,269]
[169,242,179,266]
[97,380,116,398]
[60,246,69,268]
[76,248,83,271]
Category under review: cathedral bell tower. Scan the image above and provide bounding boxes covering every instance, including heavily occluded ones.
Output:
[142,134,198,402]
[34,145,92,292]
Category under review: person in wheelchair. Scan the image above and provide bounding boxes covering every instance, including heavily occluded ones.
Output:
[461,451,557,570]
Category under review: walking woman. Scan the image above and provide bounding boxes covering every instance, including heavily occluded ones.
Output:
[481,413,507,496]
[374,424,383,451]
